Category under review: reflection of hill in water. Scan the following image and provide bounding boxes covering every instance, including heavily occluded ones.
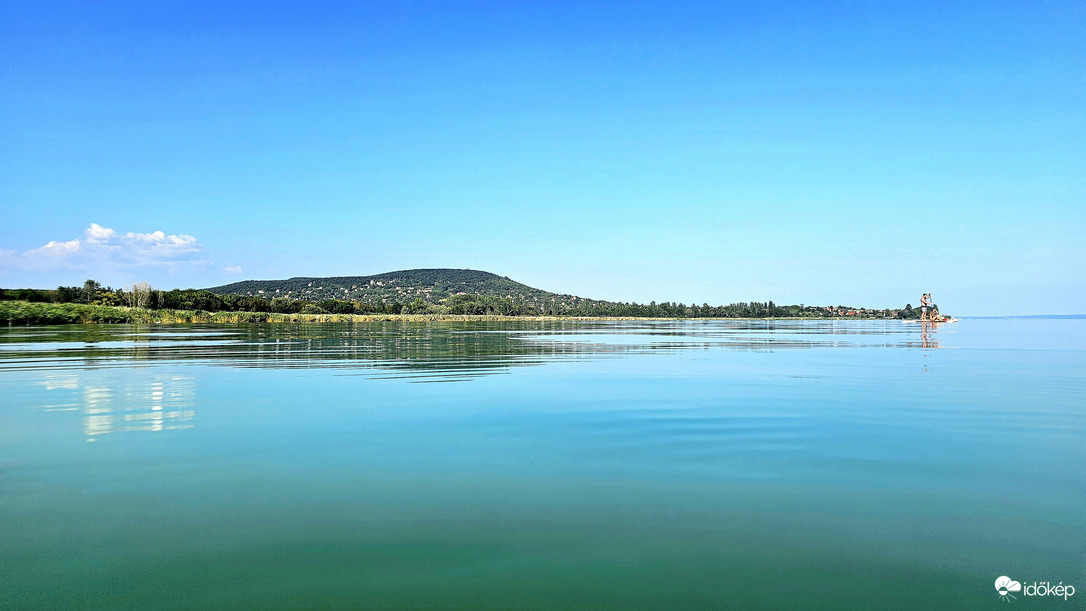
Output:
[0,320,945,381]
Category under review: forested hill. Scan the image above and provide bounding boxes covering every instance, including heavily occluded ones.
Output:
[204,268,578,306]
[196,268,918,319]
[7,268,921,319]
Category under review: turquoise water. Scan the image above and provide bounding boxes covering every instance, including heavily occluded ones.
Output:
[1,319,1083,609]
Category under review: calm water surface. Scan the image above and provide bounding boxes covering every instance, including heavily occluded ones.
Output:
[1,319,1083,609]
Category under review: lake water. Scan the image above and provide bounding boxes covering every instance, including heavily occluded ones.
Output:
[1,319,1083,609]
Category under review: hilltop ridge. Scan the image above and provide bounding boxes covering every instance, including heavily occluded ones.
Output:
[204,268,586,307]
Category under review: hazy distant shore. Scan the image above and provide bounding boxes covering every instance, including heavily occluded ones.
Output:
[0,301,905,325]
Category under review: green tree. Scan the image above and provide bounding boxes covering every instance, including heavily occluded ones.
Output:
[401,298,431,315]
[82,279,102,304]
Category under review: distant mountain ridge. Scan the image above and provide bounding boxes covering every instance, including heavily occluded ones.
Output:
[200,268,910,319]
[204,268,584,306]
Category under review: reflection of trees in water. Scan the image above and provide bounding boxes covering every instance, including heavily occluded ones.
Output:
[1,320,944,380]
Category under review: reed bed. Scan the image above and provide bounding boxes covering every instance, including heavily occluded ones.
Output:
[1,301,666,325]
[2,300,871,326]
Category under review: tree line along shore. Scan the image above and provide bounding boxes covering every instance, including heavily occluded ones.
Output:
[1,281,935,325]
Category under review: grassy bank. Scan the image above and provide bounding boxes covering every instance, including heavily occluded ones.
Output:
[0,300,901,326]
[0,301,683,325]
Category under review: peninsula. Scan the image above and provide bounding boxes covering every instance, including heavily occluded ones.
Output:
[2,268,936,324]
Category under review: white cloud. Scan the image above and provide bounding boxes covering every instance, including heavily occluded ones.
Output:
[28,239,82,257]
[1,223,207,272]
[222,265,243,274]
[84,223,117,243]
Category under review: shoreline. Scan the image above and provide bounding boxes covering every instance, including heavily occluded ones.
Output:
[1,300,911,325]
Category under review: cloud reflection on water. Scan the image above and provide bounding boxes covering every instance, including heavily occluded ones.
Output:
[33,372,195,441]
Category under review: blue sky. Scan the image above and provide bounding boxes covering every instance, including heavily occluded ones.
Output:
[1,1,1083,315]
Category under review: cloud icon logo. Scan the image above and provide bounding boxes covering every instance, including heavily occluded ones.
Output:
[995,576,1022,601]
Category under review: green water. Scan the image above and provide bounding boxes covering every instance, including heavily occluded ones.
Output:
[1,319,1083,609]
